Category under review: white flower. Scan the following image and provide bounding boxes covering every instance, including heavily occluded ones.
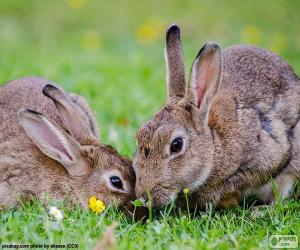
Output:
[49,206,63,221]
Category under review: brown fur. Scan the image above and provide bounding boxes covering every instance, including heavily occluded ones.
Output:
[69,93,100,138]
[0,77,135,209]
[134,24,300,209]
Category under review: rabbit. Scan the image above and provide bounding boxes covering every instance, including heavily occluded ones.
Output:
[133,24,300,209]
[0,76,136,210]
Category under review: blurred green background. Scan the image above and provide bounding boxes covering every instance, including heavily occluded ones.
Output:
[1,0,300,156]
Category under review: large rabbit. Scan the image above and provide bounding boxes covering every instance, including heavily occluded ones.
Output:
[133,24,300,209]
[0,77,136,210]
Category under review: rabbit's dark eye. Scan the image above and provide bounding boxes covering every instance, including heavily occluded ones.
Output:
[170,137,183,154]
[110,176,123,190]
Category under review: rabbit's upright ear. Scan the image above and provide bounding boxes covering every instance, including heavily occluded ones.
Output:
[188,42,222,122]
[18,109,90,177]
[165,24,186,102]
[42,84,96,145]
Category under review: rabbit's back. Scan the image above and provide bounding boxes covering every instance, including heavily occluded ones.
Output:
[211,45,300,200]
[221,45,300,125]
[0,77,65,144]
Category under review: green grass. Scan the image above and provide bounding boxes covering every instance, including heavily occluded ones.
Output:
[1,199,300,249]
[0,0,300,249]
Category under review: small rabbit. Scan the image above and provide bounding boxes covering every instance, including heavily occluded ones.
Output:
[0,77,135,210]
[133,24,300,209]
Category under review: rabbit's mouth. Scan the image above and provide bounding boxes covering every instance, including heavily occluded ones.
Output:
[147,187,178,208]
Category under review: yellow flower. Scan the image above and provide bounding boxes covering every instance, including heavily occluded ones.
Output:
[81,31,101,53]
[183,188,190,195]
[67,0,86,10]
[241,25,261,45]
[89,196,106,214]
[136,19,165,45]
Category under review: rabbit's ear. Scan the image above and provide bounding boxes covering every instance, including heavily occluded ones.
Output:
[42,84,96,145]
[188,42,222,122]
[18,109,90,177]
[165,24,186,102]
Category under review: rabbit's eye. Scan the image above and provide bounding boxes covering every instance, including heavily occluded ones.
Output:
[110,175,124,190]
[170,137,183,154]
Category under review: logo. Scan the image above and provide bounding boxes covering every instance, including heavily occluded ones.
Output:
[269,235,298,249]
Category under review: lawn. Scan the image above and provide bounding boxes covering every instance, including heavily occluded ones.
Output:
[0,0,300,249]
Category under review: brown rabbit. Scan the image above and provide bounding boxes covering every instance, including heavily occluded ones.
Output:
[0,77,136,210]
[133,24,300,209]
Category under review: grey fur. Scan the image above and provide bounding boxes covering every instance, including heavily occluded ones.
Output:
[134,26,300,209]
